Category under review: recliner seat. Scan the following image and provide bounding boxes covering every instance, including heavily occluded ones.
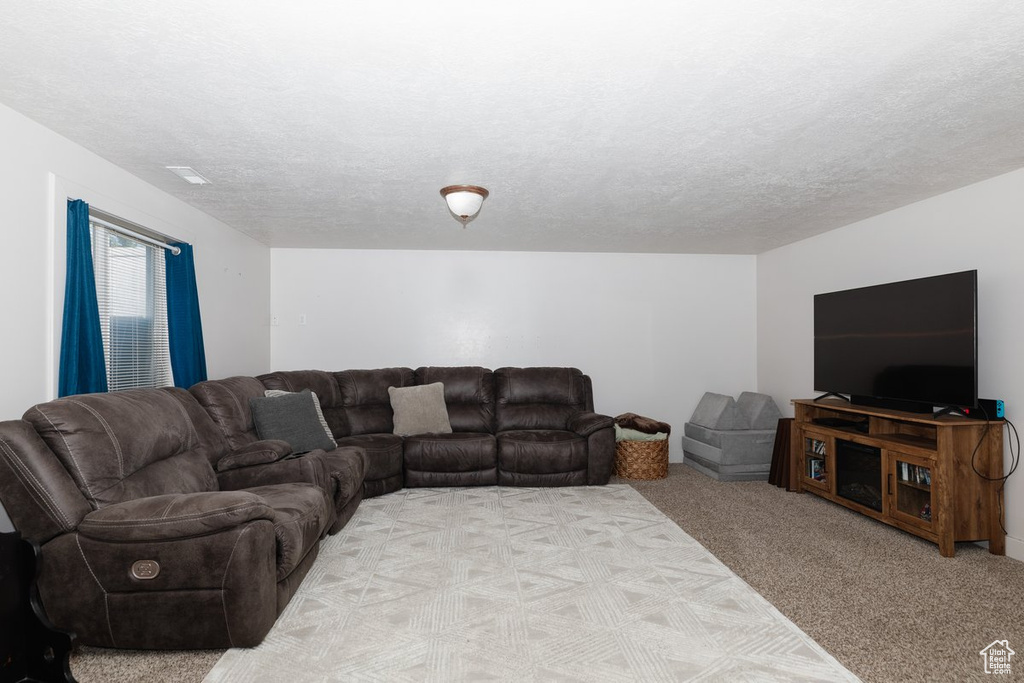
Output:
[403,366,498,486]
[0,388,339,649]
[494,367,615,486]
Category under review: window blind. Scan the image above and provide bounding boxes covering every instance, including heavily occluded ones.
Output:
[90,222,173,391]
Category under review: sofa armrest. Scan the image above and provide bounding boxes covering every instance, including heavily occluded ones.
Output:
[216,449,330,492]
[216,439,293,472]
[77,491,272,542]
[567,411,614,437]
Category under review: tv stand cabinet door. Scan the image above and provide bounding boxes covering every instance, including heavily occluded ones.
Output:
[797,430,833,494]
[886,452,936,534]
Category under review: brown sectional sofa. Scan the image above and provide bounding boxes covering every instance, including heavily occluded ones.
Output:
[0,366,613,650]
[254,366,615,490]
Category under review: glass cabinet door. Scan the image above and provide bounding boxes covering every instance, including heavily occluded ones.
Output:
[802,434,830,491]
[889,453,935,531]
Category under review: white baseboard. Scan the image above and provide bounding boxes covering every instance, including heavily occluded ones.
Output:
[1006,534,1024,563]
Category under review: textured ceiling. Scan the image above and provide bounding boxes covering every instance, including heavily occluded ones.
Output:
[2,1,1023,254]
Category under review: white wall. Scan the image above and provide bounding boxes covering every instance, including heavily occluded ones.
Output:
[757,166,1024,560]
[271,249,758,462]
[0,102,271,418]
[0,103,272,531]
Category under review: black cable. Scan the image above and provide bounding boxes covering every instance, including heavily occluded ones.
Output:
[969,407,1020,483]
[1000,419,1021,535]
[968,402,992,479]
[966,404,1019,536]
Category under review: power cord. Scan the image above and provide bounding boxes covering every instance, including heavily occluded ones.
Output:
[968,403,1020,535]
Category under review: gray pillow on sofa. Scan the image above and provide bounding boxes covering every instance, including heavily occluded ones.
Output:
[388,382,452,436]
[264,388,337,447]
[250,390,337,454]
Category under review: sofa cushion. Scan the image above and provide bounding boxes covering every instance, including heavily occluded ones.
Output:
[401,432,497,485]
[388,383,452,437]
[497,430,588,475]
[23,388,221,508]
[245,483,331,580]
[415,367,495,433]
[334,433,404,483]
[688,392,750,431]
[494,367,588,432]
[250,391,337,454]
[334,368,415,436]
[189,376,267,451]
[264,389,337,448]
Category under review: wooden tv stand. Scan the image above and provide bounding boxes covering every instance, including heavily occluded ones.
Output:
[790,399,1004,557]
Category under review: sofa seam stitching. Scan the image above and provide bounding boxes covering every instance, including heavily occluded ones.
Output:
[30,405,96,502]
[75,533,115,647]
[221,525,251,648]
[165,394,200,450]
[272,507,322,572]
[0,439,69,528]
[80,501,266,528]
[67,400,125,479]
[218,384,247,447]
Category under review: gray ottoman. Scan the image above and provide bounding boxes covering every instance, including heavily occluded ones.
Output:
[682,392,781,481]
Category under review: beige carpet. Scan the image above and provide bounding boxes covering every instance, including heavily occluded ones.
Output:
[70,465,1024,682]
[628,465,1024,682]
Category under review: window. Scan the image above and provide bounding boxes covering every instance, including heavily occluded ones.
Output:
[90,219,173,391]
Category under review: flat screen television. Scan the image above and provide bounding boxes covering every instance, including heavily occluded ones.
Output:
[814,270,977,412]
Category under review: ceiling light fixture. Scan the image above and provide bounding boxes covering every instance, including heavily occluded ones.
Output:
[166,166,211,185]
[440,185,489,227]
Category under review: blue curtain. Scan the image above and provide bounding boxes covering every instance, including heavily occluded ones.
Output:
[165,242,208,388]
[58,199,108,396]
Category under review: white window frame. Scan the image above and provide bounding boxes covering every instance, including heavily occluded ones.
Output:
[89,215,175,391]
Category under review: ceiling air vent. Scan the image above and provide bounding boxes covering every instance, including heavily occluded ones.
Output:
[165,166,211,185]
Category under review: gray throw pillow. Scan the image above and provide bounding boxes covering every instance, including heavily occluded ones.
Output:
[250,390,337,454]
[389,382,452,437]
[264,389,337,447]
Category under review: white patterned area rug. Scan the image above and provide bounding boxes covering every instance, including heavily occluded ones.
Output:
[205,486,858,682]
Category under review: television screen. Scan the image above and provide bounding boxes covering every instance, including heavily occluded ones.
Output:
[814,270,977,409]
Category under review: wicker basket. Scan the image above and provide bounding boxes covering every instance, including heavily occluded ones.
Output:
[614,439,669,480]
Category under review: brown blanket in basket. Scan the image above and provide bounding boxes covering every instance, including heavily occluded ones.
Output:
[614,412,671,436]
